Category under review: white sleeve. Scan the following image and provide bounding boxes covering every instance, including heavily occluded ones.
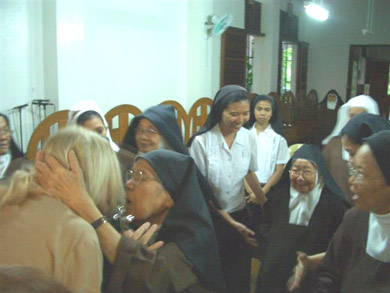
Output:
[248,132,258,172]
[188,136,207,178]
[276,136,290,164]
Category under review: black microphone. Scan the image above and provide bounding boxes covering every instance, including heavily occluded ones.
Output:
[12,103,28,110]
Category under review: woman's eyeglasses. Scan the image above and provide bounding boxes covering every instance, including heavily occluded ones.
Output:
[347,162,381,184]
[125,169,160,186]
[134,126,159,136]
[0,128,13,137]
[289,168,315,178]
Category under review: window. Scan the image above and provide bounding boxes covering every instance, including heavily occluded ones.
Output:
[281,42,293,94]
[246,35,255,92]
[388,63,390,95]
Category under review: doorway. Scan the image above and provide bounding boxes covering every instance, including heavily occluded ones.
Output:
[347,45,390,118]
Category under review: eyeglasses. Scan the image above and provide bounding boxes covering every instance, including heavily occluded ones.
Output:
[125,169,160,186]
[289,168,315,178]
[348,162,381,184]
[0,128,13,137]
[134,126,159,136]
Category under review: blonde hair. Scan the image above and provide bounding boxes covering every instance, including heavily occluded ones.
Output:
[0,126,124,215]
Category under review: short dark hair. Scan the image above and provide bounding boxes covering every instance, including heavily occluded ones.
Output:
[76,110,104,126]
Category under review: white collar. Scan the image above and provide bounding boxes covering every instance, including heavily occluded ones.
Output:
[211,124,245,146]
[253,123,274,137]
[0,152,12,179]
[366,212,390,262]
[289,172,323,226]
[326,99,338,110]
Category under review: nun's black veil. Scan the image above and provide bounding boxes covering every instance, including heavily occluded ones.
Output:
[0,113,23,158]
[245,94,285,136]
[318,89,343,106]
[363,130,390,185]
[139,150,225,290]
[340,113,390,144]
[187,85,248,147]
[122,105,187,154]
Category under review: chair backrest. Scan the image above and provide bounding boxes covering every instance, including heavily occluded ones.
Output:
[268,91,282,116]
[281,91,295,126]
[26,110,70,160]
[187,97,213,143]
[105,104,142,146]
[159,100,190,142]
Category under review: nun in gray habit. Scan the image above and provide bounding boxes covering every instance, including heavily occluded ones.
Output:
[121,104,221,208]
[107,150,225,292]
[256,144,348,293]
[317,130,390,292]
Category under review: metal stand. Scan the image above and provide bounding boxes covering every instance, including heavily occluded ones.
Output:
[32,99,55,128]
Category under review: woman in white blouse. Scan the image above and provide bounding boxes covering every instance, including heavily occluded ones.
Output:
[244,94,290,226]
[188,85,266,293]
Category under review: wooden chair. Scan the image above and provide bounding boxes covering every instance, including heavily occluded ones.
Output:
[187,97,213,143]
[294,90,307,122]
[105,104,142,146]
[26,110,70,160]
[281,91,295,126]
[307,89,319,120]
[159,100,190,142]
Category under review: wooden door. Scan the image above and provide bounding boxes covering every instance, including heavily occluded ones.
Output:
[296,42,309,94]
[366,60,390,117]
[221,27,247,88]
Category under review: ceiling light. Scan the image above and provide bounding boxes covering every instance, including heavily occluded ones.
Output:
[304,1,329,21]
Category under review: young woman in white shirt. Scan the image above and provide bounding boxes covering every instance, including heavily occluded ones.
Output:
[244,94,290,226]
[188,85,266,293]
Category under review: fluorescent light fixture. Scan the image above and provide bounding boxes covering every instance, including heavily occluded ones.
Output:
[304,1,329,21]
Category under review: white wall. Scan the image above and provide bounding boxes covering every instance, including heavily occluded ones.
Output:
[0,0,45,151]
[56,0,188,113]
[301,0,390,101]
[2,0,390,151]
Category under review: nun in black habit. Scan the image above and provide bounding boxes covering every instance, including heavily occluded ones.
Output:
[316,89,344,145]
[317,130,390,292]
[256,144,348,293]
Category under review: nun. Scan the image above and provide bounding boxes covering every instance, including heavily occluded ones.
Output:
[322,95,379,205]
[122,105,184,155]
[317,130,390,292]
[35,149,225,292]
[67,100,135,178]
[287,113,390,291]
[256,144,347,293]
[0,113,26,180]
[244,94,290,226]
[188,85,266,293]
[121,104,221,208]
[340,112,390,161]
[316,89,344,145]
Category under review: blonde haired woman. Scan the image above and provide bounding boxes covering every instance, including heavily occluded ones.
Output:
[0,126,124,293]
